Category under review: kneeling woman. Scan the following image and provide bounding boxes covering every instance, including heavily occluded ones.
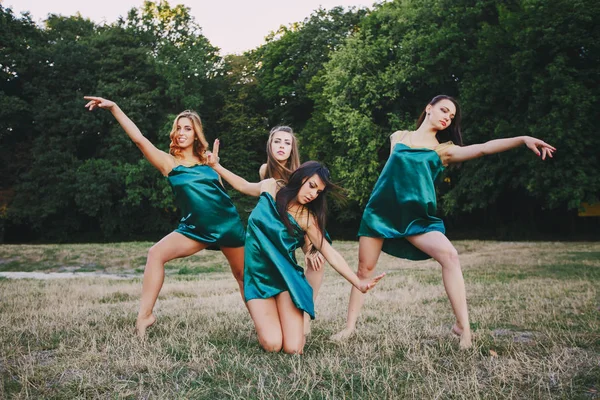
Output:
[208,141,384,354]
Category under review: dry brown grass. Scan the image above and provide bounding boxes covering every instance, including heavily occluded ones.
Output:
[0,240,599,398]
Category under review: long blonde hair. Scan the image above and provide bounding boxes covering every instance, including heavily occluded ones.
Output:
[169,110,209,163]
[264,126,300,182]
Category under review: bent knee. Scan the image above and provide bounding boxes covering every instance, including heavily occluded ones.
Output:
[356,261,376,279]
[147,244,167,263]
[282,344,304,355]
[438,246,459,265]
[259,337,282,353]
[232,268,244,283]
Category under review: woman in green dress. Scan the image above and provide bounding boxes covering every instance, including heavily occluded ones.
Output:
[84,96,246,338]
[259,125,326,334]
[330,95,556,349]
[208,142,385,354]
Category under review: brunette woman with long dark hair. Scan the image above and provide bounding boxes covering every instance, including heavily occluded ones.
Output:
[208,141,384,354]
[331,95,555,349]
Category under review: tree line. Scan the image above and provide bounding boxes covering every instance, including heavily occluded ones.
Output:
[0,0,598,243]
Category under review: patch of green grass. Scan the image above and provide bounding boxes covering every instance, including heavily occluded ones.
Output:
[538,263,600,281]
[0,261,59,272]
[99,292,134,303]
[76,264,105,273]
[2,373,22,397]
[177,264,225,275]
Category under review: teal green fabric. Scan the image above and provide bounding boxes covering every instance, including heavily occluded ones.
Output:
[358,143,446,260]
[167,164,245,247]
[244,192,315,319]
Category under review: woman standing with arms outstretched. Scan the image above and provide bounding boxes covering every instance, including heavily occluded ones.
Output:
[208,142,385,353]
[331,95,556,349]
[84,96,246,337]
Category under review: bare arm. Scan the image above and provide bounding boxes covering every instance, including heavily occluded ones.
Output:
[445,135,556,164]
[84,96,174,175]
[302,236,325,271]
[207,139,263,197]
[305,223,384,292]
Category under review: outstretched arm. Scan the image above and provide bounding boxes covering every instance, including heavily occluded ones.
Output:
[84,96,173,175]
[207,139,263,197]
[305,223,385,293]
[445,136,556,164]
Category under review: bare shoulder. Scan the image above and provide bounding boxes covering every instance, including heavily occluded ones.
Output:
[435,141,458,166]
[289,207,315,232]
[259,178,278,197]
[259,163,267,180]
[390,130,410,141]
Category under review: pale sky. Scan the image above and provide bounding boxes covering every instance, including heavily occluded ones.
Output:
[5,0,376,55]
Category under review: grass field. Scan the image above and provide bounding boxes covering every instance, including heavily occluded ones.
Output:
[0,240,599,399]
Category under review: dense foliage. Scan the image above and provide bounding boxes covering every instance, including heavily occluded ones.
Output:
[1,0,597,242]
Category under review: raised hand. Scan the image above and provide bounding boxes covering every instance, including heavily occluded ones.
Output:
[84,96,116,111]
[206,139,220,167]
[358,272,386,293]
[524,136,556,160]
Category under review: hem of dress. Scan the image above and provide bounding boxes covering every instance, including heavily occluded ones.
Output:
[174,229,245,248]
[245,291,316,320]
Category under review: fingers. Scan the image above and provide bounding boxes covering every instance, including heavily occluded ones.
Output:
[364,272,386,292]
[212,139,220,158]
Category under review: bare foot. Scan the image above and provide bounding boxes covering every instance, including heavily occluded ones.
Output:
[451,323,472,349]
[135,314,156,338]
[329,327,355,342]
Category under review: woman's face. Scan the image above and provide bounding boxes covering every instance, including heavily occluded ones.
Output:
[427,99,456,130]
[175,117,195,148]
[270,131,293,163]
[296,173,326,205]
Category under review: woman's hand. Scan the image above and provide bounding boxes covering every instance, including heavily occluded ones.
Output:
[524,136,556,160]
[305,248,325,271]
[357,272,386,293]
[206,139,221,168]
[84,96,116,111]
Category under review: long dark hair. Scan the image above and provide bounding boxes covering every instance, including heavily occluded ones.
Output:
[276,161,336,249]
[416,95,463,146]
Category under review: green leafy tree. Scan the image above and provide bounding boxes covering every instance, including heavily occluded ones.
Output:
[322,0,599,224]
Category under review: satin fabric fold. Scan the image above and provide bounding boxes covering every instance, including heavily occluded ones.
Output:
[167,164,245,248]
[358,143,446,260]
[244,192,315,319]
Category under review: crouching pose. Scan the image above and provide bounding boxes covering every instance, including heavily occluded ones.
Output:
[208,141,385,354]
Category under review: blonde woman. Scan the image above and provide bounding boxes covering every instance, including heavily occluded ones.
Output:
[84,96,246,337]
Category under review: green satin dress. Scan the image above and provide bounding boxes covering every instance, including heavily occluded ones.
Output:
[358,143,446,260]
[167,164,245,248]
[244,192,315,319]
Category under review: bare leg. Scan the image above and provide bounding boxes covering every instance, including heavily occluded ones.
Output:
[406,231,472,349]
[246,298,283,352]
[136,232,208,338]
[303,266,324,335]
[276,292,305,354]
[330,236,383,341]
[220,246,245,300]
